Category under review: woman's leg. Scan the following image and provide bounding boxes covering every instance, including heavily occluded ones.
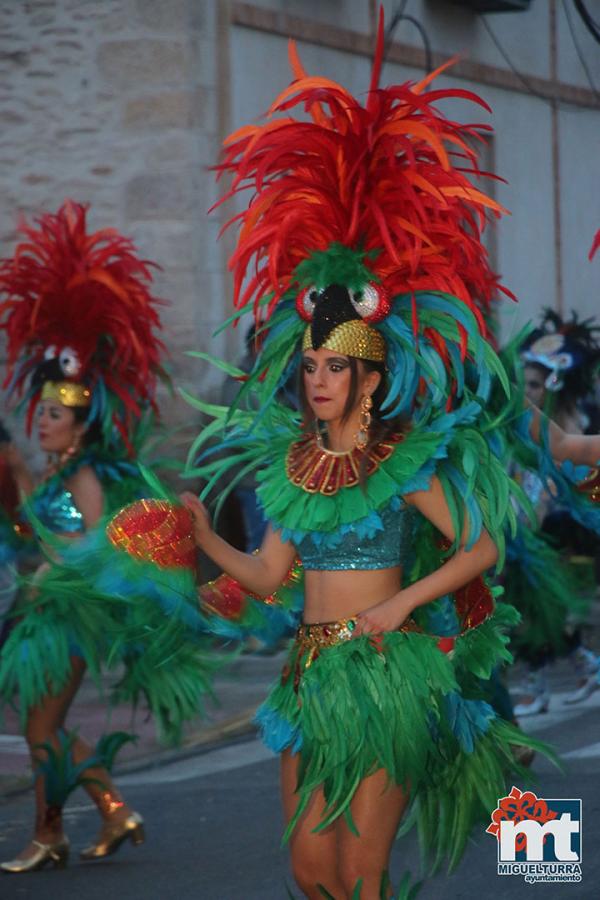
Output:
[24,657,87,849]
[57,658,134,824]
[336,768,409,900]
[281,749,344,899]
[22,657,129,854]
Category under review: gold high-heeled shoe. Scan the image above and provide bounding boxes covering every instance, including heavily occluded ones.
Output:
[1,837,69,873]
[79,812,145,860]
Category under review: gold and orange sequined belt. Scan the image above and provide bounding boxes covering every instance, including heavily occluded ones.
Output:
[282,616,421,691]
[296,617,358,657]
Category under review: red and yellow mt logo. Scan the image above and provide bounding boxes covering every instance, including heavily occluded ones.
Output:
[487,786,558,854]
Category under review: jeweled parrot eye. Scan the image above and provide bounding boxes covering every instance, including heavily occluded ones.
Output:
[349,283,391,323]
[554,352,573,370]
[44,345,57,360]
[296,285,320,322]
[58,346,81,377]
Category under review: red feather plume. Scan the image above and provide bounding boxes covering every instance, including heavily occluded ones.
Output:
[213,15,512,331]
[0,201,166,436]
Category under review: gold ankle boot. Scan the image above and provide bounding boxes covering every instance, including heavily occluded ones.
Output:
[1,837,69,873]
[80,812,145,860]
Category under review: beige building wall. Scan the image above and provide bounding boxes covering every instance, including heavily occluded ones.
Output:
[1,0,599,458]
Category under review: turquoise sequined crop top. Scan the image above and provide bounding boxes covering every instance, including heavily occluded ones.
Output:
[294,500,417,571]
[31,483,85,535]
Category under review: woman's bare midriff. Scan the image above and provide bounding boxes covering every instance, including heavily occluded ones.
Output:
[303,566,403,623]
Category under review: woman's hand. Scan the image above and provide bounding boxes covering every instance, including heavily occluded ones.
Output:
[1,442,27,474]
[179,491,213,548]
[0,443,35,496]
[354,593,414,636]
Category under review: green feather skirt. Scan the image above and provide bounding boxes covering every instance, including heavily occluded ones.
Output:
[256,626,554,869]
[0,570,223,745]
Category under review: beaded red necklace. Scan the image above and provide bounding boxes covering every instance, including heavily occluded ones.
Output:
[285,431,403,496]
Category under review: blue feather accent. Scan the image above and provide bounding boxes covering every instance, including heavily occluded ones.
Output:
[446,341,465,398]
[420,595,460,636]
[280,507,388,549]
[200,603,301,646]
[59,531,208,635]
[254,704,302,754]
[443,692,495,753]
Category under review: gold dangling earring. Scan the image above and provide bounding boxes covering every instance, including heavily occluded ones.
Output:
[354,395,372,450]
[67,435,81,458]
[60,433,82,468]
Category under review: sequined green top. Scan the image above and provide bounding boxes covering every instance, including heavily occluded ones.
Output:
[294,498,417,570]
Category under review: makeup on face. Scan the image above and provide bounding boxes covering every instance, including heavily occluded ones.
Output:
[525,377,543,391]
[37,400,79,454]
[523,365,547,405]
[302,350,353,420]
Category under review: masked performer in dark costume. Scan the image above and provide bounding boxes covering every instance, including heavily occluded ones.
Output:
[507,311,600,714]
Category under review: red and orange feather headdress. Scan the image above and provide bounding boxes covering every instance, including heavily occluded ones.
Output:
[0,200,167,448]
[213,12,513,337]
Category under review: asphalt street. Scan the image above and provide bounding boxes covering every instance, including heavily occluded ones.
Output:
[1,670,599,900]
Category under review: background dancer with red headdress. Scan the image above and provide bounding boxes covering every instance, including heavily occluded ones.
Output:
[0,201,216,874]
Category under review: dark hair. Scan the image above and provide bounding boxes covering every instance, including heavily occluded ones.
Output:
[298,354,409,485]
[72,405,102,447]
[523,360,576,422]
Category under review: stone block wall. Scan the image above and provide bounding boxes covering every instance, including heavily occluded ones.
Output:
[0,0,235,465]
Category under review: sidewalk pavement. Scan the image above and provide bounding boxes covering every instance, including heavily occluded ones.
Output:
[0,648,285,801]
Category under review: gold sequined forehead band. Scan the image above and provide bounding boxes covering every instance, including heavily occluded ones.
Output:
[302,320,386,363]
[41,380,92,408]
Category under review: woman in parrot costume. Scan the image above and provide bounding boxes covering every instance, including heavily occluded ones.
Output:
[40,13,600,896]
[0,201,217,874]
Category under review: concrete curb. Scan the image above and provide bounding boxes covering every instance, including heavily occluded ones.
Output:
[113,708,259,775]
[0,707,260,805]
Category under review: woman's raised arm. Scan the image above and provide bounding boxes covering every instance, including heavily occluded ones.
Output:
[2,443,35,498]
[527,403,600,466]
